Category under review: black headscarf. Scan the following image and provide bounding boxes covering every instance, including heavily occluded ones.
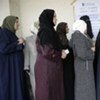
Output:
[80,15,94,39]
[38,9,61,51]
[39,9,55,28]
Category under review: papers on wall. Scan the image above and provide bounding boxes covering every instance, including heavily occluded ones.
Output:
[73,0,100,39]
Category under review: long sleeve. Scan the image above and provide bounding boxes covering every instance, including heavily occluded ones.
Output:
[36,38,61,62]
[0,40,24,54]
[0,31,24,54]
[71,33,94,60]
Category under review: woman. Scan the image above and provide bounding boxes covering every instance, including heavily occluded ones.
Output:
[35,9,66,100]
[70,20,96,100]
[94,30,100,100]
[56,22,75,100]
[0,16,27,100]
[24,21,39,100]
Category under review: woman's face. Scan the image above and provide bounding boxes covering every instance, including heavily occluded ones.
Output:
[66,24,69,33]
[53,12,57,25]
[14,19,19,31]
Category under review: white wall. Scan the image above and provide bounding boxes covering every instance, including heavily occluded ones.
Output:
[0,0,22,37]
[0,0,75,38]
[9,0,20,16]
[9,0,22,37]
[19,0,74,38]
[0,0,10,26]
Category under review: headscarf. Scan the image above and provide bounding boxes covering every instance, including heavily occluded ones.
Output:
[2,16,18,33]
[56,22,67,35]
[39,9,55,28]
[56,22,69,48]
[80,15,94,39]
[30,21,39,34]
[37,9,61,50]
[73,20,87,35]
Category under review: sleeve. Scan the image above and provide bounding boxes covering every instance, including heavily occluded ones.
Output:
[73,34,94,60]
[42,44,61,60]
[36,39,61,62]
[0,34,24,54]
[0,41,24,54]
[24,40,30,71]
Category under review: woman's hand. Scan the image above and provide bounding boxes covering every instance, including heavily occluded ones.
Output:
[91,47,95,52]
[61,50,67,59]
[18,37,25,44]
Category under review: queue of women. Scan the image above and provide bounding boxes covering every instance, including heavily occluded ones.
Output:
[0,9,100,100]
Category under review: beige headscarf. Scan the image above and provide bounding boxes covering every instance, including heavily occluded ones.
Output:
[2,16,18,33]
[73,20,87,35]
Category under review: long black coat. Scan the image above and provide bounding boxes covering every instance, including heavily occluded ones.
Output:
[63,45,75,100]
[58,34,75,100]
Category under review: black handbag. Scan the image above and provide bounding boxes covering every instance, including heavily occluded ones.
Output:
[24,70,34,100]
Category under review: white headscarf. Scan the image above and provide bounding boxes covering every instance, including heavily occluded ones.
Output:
[73,20,87,35]
[30,21,39,35]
